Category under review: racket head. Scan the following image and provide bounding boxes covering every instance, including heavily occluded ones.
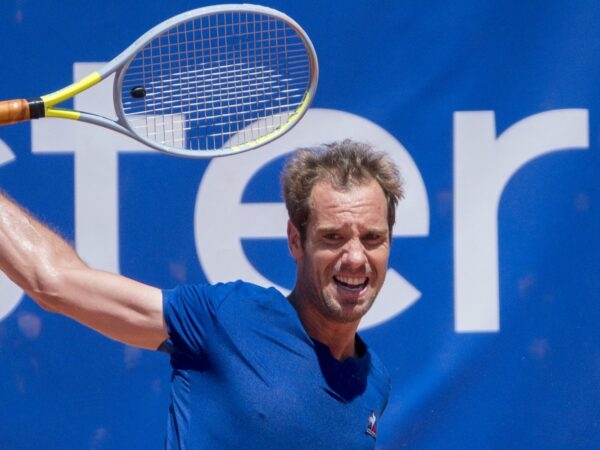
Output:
[112,4,318,158]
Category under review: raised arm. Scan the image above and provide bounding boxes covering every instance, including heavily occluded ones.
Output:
[0,192,168,350]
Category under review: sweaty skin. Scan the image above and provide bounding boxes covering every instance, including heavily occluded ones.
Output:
[287,178,391,360]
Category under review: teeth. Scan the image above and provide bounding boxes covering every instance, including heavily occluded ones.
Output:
[336,276,367,286]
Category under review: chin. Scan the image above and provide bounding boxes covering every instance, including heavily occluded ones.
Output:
[326,297,376,324]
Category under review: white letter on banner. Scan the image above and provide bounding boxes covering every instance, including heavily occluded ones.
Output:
[31,63,154,272]
[0,138,24,321]
[453,109,589,332]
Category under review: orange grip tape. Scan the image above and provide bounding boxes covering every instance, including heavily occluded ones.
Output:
[0,99,31,125]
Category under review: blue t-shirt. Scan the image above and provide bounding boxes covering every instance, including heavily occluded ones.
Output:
[161,280,391,449]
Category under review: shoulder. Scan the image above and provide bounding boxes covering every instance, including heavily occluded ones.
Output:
[163,280,285,312]
[161,280,290,356]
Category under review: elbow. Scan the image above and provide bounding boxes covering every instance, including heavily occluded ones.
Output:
[0,267,63,313]
[28,270,69,314]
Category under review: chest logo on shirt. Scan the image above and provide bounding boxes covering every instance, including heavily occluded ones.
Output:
[366,410,378,438]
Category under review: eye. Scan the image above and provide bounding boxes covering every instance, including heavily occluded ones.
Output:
[362,232,386,247]
[318,231,347,247]
[323,232,343,242]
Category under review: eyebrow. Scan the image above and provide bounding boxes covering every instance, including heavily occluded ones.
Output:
[316,224,389,236]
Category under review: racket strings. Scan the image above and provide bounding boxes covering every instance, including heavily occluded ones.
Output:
[140,66,301,110]
[120,11,312,152]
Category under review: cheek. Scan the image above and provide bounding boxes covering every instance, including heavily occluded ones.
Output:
[370,248,391,271]
[304,248,337,276]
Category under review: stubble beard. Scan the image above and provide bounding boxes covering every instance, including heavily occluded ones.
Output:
[317,288,378,324]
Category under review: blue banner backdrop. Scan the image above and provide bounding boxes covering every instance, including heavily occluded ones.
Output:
[0,1,598,449]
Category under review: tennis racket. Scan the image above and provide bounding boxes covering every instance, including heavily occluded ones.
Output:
[0,4,318,158]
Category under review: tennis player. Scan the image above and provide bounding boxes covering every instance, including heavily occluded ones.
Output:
[0,139,403,449]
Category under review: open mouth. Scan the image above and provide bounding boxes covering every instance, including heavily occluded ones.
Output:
[334,276,369,291]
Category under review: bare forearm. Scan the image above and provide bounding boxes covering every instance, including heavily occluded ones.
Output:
[0,192,167,349]
[0,192,84,306]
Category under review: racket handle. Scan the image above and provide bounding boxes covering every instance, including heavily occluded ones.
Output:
[0,99,33,125]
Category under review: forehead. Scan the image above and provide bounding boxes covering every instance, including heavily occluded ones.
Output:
[308,179,388,227]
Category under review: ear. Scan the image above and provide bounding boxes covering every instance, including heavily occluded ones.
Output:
[287,220,303,260]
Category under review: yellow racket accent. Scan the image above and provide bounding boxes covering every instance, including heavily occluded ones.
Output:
[44,108,82,120]
[229,92,313,153]
[41,72,101,106]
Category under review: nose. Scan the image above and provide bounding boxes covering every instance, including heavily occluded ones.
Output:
[341,238,367,267]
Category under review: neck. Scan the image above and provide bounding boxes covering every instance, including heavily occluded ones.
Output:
[288,290,359,360]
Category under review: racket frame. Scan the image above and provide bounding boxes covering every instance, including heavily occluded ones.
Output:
[30,4,319,157]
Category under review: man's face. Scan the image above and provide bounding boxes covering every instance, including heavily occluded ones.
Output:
[288,178,391,324]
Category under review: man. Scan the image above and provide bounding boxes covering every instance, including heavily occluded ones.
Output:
[0,139,403,449]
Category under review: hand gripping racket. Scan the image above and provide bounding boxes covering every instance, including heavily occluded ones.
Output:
[0,4,318,158]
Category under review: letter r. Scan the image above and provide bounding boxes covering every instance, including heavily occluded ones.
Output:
[453,109,588,332]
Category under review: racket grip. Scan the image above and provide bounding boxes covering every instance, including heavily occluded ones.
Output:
[0,99,32,125]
